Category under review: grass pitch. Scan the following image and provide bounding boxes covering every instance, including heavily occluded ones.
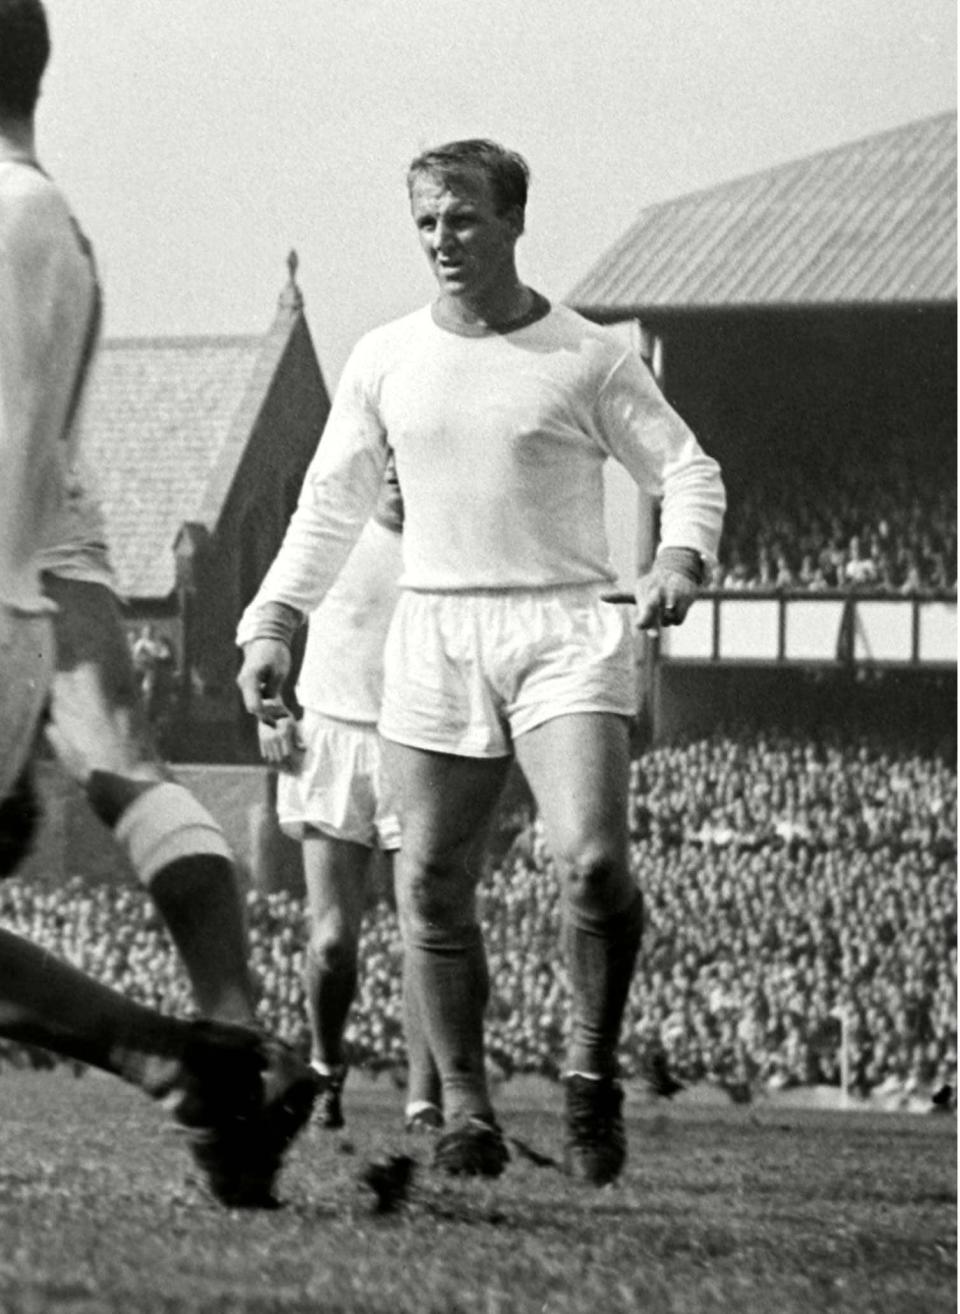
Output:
[0,1071,954,1314]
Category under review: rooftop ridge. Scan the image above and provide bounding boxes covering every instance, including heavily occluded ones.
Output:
[101,332,266,351]
[622,110,955,225]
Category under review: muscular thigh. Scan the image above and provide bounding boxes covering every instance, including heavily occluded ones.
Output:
[383,741,510,857]
[381,739,509,921]
[42,574,163,780]
[514,711,630,864]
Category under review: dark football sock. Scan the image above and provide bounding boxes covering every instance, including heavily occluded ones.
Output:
[149,854,256,1025]
[563,890,644,1078]
[401,927,443,1109]
[403,920,492,1122]
[305,933,358,1071]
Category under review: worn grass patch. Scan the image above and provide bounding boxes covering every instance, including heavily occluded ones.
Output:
[0,1071,954,1313]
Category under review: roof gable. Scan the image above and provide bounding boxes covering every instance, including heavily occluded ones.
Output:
[569,112,957,312]
[81,332,272,599]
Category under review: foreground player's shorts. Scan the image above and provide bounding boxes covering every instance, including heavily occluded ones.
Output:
[0,609,54,804]
[276,711,400,850]
[380,585,638,758]
[34,464,117,593]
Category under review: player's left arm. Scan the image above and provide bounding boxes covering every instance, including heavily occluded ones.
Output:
[597,348,726,630]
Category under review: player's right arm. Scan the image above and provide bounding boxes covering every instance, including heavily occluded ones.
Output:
[236,336,390,719]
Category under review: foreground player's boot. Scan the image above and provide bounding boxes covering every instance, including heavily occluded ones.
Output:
[432,1114,509,1178]
[310,1064,346,1130]
[158,1021,316,1207]
[562,1074,627,1186]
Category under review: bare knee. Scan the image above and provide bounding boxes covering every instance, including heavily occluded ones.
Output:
[562,840,631,916]
[399,851,475,931]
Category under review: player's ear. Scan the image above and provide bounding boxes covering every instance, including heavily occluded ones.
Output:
[504,205,525,238]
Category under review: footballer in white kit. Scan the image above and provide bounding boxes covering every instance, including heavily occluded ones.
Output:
[0,0,315,1208]
[238,137,725,1185]
[251,468,443,1132]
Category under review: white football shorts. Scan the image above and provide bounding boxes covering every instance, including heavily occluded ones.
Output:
[0,609,55,803]
[276,710,401,850]
[379,584,638,757]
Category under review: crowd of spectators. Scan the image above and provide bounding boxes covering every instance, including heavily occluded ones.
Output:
[1,726,954,1102]
[714,423,956,594]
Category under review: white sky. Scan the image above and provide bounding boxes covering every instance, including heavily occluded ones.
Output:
[39,0,956,387]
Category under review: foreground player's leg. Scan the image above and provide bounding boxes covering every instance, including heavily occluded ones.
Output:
[516,712,642,1185]
[0,926,315,1207]
[301,830,372,1127]
[384,740,510,1175]
[42,575,257,1025]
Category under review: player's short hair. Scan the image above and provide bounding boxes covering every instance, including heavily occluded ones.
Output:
[407,139,530,217]
[0,0,50,118]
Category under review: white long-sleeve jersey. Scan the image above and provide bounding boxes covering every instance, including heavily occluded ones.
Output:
[237,301,725,643]
[0,156,105,614]
[295,517,402,724]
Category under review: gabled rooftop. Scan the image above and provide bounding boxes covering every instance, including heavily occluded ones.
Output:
[80,258,309,599]
[568,111,957,314]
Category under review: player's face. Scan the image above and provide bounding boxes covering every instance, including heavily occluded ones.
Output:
[410,171,522,303]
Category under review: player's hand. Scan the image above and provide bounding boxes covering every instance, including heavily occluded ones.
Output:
[634,564,699,633]
[237,638,291,718]
[257,713,304,771]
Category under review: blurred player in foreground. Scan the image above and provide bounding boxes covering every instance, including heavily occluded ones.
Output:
[238,138,725,1185]
[254,466,443,1133]
[0,0,314,1207]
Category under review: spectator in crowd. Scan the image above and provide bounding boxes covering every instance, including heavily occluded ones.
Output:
[129,624,177,728]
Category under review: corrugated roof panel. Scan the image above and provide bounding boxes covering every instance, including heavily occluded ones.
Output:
[569,113,956,310]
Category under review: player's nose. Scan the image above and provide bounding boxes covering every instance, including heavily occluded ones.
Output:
[434,219,457,253]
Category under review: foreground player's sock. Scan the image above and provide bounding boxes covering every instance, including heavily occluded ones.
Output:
[563,890,644,1077]
[403,920,492,1123]
[92,776,257,1026]
[148,853,256,1026]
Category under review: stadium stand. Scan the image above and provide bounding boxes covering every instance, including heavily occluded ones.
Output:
[2,725,954,1104]
[716,418,956,594]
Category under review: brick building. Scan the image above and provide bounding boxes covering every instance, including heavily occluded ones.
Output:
[82,253,329,760]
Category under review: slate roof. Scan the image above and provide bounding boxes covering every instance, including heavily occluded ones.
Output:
[568,111,957,314]
[79,279,305,601]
